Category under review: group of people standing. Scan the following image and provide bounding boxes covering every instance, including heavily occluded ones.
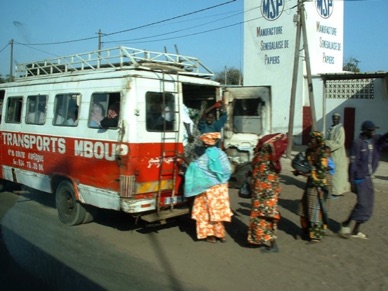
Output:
[249,114,387,249]
[177,102,388,252]
[294,116,388,243]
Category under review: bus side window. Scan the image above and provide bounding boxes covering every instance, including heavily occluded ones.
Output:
[146,92,175,131]
[6,97,23,123]
[89,92,120,128]
[54,94,80,126]
[26,95,47,125]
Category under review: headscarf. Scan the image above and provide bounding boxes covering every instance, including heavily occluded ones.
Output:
[254,133,288,173]
[200,132,221,146]
[307,131,328,186]
[309,131,325,146]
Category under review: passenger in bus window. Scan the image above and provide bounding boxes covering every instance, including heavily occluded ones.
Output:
[148,96,174,130]
[6,105,15,122]
[27,100,38,123]
[55,105,65,124]
[89,102,105,127]
[100,102,120,128]
[148,96,163,129]
[37,98,47,123]
[64,105,79,126]
[27,99,46,124]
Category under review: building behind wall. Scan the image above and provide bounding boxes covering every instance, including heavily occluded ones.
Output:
[319,72,388,148]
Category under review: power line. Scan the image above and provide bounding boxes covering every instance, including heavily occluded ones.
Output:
[0,43,9,53]
[1,0,372,74]
[14,0,237,47]
[104,4,291,46]
[106,0,237,37]
[16,42,61,58]
[3,3,283,60]
[105,8,244,44]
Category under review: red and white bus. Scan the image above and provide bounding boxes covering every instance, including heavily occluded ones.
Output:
[0,46,221,225]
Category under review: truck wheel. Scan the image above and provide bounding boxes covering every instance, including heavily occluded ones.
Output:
[55,180,86,226]
[83,205,98,224]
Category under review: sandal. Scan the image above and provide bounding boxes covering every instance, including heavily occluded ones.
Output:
[218,237,227,243]
[339,225,351,235]
[351,232,368,239]
[205,236,217,243]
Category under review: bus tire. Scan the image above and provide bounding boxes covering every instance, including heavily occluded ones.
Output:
[83,205,98,224]
[55,180,86,226]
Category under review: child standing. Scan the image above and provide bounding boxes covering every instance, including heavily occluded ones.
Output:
[324,146,335,198]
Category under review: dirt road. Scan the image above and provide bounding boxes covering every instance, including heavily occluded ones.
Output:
[1,154,388,290]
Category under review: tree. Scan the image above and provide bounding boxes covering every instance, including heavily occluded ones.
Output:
[343,57,360,73]
[213,67,243,85]
[0,74,13,83]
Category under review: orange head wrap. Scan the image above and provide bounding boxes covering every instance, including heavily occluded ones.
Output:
[200,132,221,146]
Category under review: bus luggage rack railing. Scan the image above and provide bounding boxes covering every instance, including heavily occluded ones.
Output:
[15,46,214,78]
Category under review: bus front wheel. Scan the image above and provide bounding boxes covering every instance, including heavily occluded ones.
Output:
[55,180,86,226]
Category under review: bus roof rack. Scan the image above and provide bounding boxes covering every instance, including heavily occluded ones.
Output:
[15,46,214,78]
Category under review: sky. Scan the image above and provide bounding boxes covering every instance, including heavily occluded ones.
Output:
[0,0,387,78]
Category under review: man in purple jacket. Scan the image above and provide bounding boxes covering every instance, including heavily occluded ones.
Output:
[340,120,388,239]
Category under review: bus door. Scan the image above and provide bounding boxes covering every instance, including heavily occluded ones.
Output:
[223,86,271,165]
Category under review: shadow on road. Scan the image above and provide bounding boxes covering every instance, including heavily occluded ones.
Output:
[0,190,105,290]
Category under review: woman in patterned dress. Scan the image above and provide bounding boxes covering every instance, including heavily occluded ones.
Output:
[177,132,233,243]
[247,133,288,252]
[294,131,330,243]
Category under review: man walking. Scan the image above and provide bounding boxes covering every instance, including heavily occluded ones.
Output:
[340,121,388,239]
[325,113,350,197]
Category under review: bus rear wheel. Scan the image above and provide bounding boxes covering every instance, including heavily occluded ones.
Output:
[55,180,86,226]
[83,205,98,224]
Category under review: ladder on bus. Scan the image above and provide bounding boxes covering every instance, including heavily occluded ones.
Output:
[156,72,186,218]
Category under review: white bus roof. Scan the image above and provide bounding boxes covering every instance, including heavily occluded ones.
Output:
[14,46,215,80]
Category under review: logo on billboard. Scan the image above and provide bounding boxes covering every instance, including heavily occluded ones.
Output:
[314,0,333,19]
[260,0,284,21]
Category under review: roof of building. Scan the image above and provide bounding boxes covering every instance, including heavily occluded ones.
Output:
[320,71,388,80]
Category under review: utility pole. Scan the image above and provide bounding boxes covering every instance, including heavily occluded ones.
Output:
[286,0,318,158]
[286,2,302,158]
[97,30,102,68]
[9,39,14,79]
[98,29,102,51]
[300,2,317,132]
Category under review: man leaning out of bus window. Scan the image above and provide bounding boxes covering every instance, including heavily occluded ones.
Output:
[100,102,120,128]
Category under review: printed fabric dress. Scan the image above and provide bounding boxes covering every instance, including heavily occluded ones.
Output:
[297,148,329,241]
[185,146,233,240]
[191,183,232,240]
[247,149,281,245]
